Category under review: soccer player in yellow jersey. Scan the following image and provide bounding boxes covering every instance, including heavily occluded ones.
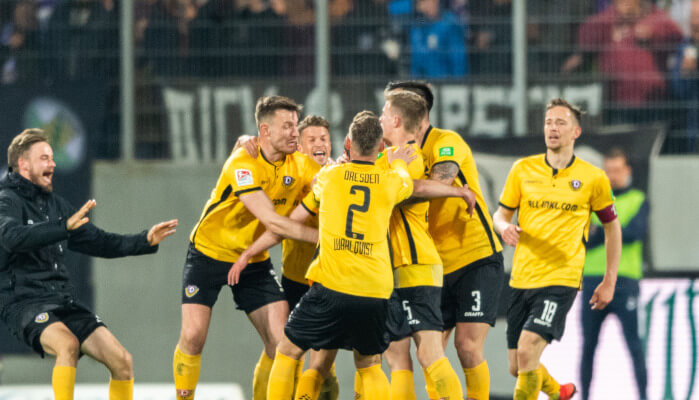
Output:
[385,80,504,400]
[492,99,622,400]
[173,96,321,400]
[233,114,340,400]
[378,91,466,400]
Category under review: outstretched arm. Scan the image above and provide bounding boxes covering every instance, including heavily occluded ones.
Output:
[403,179,475,216]
[228,203,314,285]
[239,190,318,243]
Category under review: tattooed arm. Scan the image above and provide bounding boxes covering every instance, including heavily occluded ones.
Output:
[399,161,464,206]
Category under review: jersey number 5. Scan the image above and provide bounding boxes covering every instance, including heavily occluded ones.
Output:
[345,185,370,240]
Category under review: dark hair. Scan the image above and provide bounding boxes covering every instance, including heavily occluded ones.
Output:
[349,111,383,156]
[384,80,434,111]
[546,98,584,125]
[605,147,629,163]
[297,115,330,137]
[254,96,302,127]
[8,128,48,170]
[385,91,428,134]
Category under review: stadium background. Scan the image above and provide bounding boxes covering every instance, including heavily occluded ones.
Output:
[0,0,698,398]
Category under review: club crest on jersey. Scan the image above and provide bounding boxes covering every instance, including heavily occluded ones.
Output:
[235,169,253,186]
[569,179,582,190]
[34,312,49,324]
[185,285,199,298]
[283,176,295,187]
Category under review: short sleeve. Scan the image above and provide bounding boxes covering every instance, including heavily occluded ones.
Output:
[301,168,325,215]
[390,160,414,203]
[430,133,468,170]
[591,172,615,212]
[226,157,263,196]
[499,161,521,210]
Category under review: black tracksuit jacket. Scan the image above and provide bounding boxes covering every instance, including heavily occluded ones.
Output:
[0,171,157,315]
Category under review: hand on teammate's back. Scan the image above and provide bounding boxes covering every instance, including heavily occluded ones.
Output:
[234,135,259,158]
[147,219,179,246]
[66,199,97,231]
[386,144,416,166]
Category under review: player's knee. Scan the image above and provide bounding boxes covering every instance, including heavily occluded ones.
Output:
[179,327,206,355]
[55,336,81,363]
[109,348,134,380]
[515,346,536,367]
[454,336,482,365]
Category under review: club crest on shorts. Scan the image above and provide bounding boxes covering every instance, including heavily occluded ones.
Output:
[185,285,199,298]
[34,312,49,324]
[569,179,582,191]
[283,176,295,187]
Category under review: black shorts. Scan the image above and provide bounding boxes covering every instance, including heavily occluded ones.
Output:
[285,284,390,356]
[386,286,443,341]
[2,299,105,356]
[506,285,578,349]
[181,244,285,313]
[441,253,505,329]
[282,276,310,311]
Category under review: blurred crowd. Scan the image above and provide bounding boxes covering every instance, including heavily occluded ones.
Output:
[1,0,698,148]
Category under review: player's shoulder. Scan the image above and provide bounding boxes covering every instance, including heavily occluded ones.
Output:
[573,156,606,178]
[511,154,544,170]
[227,146,259,166]
[430,127,465,145]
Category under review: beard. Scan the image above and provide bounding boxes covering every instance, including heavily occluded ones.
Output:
[29,169,53,193]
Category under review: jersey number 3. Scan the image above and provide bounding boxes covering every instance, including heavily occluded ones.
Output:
[345,185,370,240]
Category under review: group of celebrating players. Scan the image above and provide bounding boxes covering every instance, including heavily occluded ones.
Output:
[0,80,621,400]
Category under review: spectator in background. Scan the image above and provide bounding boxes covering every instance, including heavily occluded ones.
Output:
[1,0,40,84]
[468,0,511,76]
[410,0,467,78]
[670,1,699,152]
[581,148,649,400]
[143,0,198,77]
[526,0,595,76]
[43,0,118,82]
[562,0,683,125]
[332,0,398,77]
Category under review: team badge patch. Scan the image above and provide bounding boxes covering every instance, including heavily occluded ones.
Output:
[235,169,253,186]
[283,176,295,186]
[34,312,49,324]
[569,179,582,190]
[185,285,200,298]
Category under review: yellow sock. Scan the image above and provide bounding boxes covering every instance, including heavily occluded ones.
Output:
[173,346,201,400]
[295,368,323,400]
[254,350,275,400]
[389,370,416,400]
[538,364,561,399]
[267,351,299,400]
[422,368,439,400]
[293,356,305,398]
[463,361,489,400]
[109,378,133,400]
[319,364,339,400]
[514,369,542,400]
[426,357,463,400]
[354,371,363,399]
[52,365,76,400]
[357,364,389,400]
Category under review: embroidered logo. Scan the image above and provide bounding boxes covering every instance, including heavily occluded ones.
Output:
[185,285,199,298]
[569,179,583,190]
[235,169,253,186]
[283,176,295,186]
[439,147,454,157]
[34,312,49,324]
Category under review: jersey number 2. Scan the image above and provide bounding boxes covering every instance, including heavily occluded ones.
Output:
[345,185,370,240]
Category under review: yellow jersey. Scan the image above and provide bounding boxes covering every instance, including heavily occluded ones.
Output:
[499,154,614,289]
[301,159,413,299]
[421,126,503,274]
[377,142,442,287]
[281,211,318,284]
[190,147,319,263]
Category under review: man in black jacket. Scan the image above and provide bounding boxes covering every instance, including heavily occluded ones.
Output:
[0,129,178,400]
